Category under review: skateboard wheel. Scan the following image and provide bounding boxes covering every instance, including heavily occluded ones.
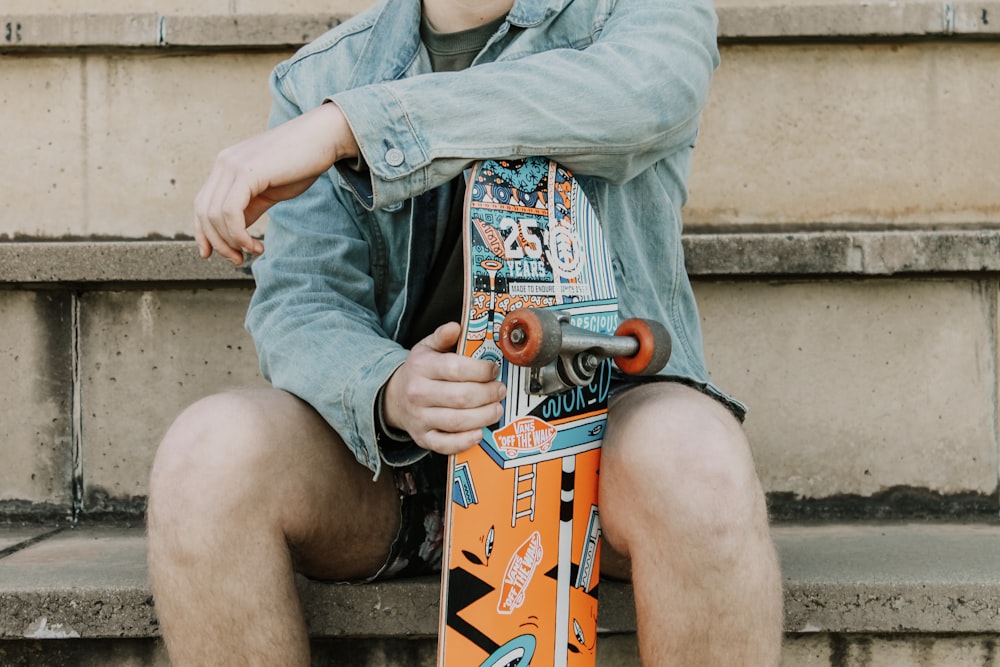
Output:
[499,308,562,367]
[613,318,672,376]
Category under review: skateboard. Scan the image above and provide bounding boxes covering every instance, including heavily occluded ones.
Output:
[438,157,670,667]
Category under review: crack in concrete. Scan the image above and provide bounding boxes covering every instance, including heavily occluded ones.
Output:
[71,293,83,523]
[0,528,66,561]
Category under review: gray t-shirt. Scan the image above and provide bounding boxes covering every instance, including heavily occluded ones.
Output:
[403,15,507,347]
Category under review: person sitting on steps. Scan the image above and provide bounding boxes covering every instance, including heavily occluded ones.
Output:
[146,0,784,664]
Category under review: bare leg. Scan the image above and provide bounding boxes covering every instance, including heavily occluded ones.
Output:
[600,383,783,666]
[147,388,400,667]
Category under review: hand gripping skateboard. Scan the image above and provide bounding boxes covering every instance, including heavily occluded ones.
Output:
[438,158,670,667]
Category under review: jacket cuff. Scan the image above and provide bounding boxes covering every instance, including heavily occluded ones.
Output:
[326,85,431,209]
[360,360,429,470]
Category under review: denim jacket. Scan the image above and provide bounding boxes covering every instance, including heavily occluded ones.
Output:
[246,0,743,478]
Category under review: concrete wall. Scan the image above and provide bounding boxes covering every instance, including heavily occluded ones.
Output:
[3,2,1000,239]
[2,270,997,519]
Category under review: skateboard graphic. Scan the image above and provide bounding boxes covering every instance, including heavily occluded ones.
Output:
[437,157,670,667]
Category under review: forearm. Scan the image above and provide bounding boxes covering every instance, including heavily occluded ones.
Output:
[247,260,410,474]
[243,154,408,474]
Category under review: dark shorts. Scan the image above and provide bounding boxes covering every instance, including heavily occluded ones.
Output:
[369,451,449,581]
[370,377,744,582]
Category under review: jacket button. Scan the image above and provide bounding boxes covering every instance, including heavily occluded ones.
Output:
[385,148,405,167]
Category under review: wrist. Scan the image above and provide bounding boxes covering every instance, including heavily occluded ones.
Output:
[319,101,360,164]
[377,379,409,440]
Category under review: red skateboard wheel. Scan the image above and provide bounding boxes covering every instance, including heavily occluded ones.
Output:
[613,318,671,375]
[499,308,562,367]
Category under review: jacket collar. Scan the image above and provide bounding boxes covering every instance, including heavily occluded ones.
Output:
[508,0,569,27]
[352,0,570,87]
[349,0,424,88]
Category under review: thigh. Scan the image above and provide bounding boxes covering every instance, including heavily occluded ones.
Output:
[151,387,401,582]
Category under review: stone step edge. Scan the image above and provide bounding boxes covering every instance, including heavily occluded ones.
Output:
[1,523,999,640]
[1,2,998,51]
[2,230,999,285]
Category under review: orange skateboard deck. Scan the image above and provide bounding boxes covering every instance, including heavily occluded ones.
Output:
[438,158,619,667]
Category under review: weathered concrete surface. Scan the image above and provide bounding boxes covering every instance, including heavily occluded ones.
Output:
[0,14,160,47]
[687,41,1000,229]
[4,30,1000,237]
[77,289,267,514]
[0,242,253,284]
[0,528,57,554]
[782,634,1000,666]
[1,53,281,239]
[685,230,1000,277]
[3,2,997,43]
[82,54,279,239]
[162,14,349,47]
[1,0,370,16]
[0,292,74,513]
[0,14,347,48]
[0,56,87,236]
[0,639,170,667]
[780,524,1000,633]
[4,241,999,512]
[2,524,999,644]
[718,1,1000,39]
[4,231,1000,285]
[699,278,999,501]
[1,1,229,14]
[0,528,153,640]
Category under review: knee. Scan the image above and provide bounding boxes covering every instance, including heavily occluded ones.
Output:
[599,384,764,546]
[148,390,277,527]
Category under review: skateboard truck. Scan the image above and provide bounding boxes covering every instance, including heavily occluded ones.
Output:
[499,308,671,395]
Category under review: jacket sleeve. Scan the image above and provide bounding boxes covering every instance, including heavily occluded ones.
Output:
[245,69,418,478]
[330,0,720,208]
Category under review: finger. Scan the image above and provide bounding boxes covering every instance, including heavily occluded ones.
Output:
[423,379,506,411]
[210,166,257,253]
[204,150,239,222]
[408,349,500,386]
[249,237,265,256]
[193,219,212,259]
[219,188,259,256]
[423,402,505,435]
[204,156,256,253]
[196,168,246,263]
[416,428,486,456]
[198,213,245,265]
[193,173,224,259]
[396,368,502,411]
[424,322,462,353]
[194,157,230,228]
[418,329,501,382]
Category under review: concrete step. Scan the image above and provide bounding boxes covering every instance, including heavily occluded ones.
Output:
[1,232,998,522]
[2,1,999,238]
[1,522,998,665]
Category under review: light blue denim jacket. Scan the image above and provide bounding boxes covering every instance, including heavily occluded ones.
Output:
[246,0,743,478]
